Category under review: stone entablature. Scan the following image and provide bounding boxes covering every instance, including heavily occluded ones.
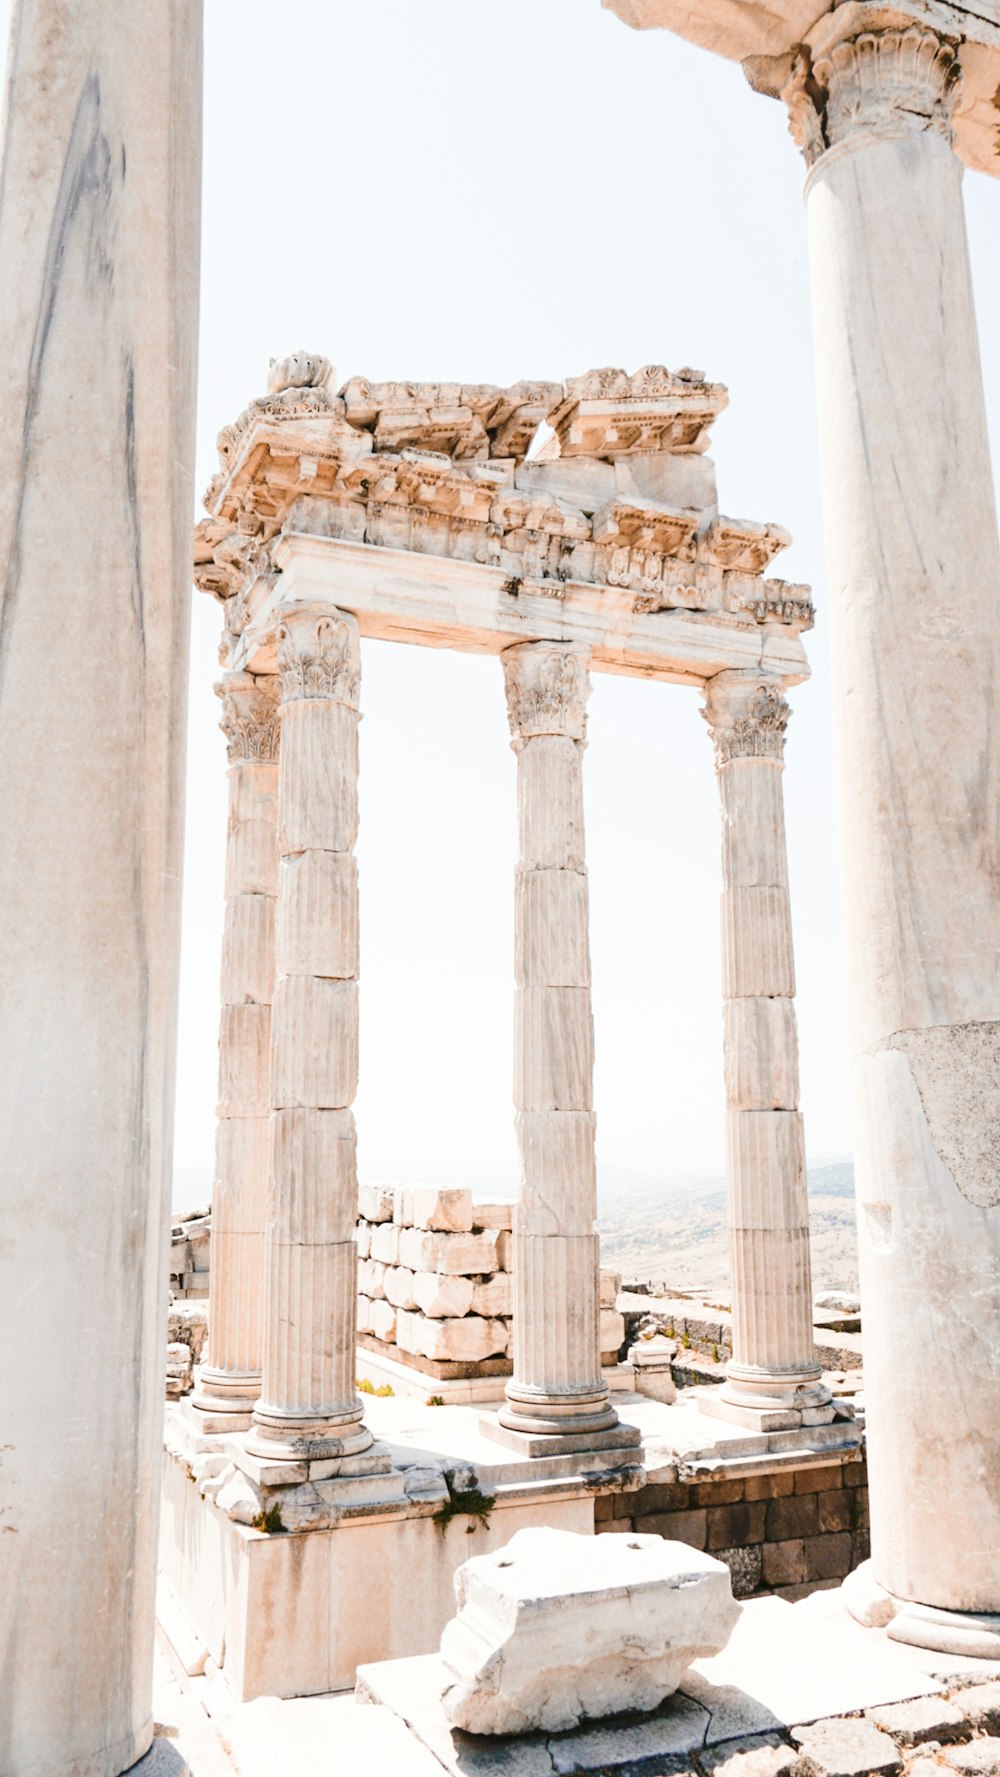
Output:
[194,360,813,679]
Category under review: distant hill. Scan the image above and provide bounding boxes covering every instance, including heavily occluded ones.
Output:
[596,1160,857,1295]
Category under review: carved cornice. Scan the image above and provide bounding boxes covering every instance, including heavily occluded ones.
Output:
[216,672,281,763]
[277,607,360,708]
[703,679,791,767]
[782,25,960,167]
[502,642,590,743]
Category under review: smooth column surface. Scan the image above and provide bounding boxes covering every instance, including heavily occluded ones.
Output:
[193,674,279,1427]
[0,4,202,1773]
[498,642,619,1445]
[799,25,1000,1634]
[702,674,830,1430]
[248,605,372,1463]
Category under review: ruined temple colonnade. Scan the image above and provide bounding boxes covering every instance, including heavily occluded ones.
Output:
[605,0,1000,1650]
[190,359,852,1487]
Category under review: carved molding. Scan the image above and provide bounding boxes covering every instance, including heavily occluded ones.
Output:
[782,26,960,167]
[277,608,361,708]
[502,642,590,742]
[703,680,791,767]
[216,673,281,763]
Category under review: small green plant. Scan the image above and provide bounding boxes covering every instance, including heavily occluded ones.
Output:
[426,1394,445,1407]
[666,1319,676,1338]
[712,1343,720,1364]
[681,1329,691,1349]
[357,1378,394,1397]
[251,1503,284,1535]
[434,1479,496,1537]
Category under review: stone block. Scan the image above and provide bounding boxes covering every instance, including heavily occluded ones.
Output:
[411,1272,475,1319]
[714,1544,764,1600]
[794,1465,844,1494]
[517,736,586,871]
[959,1684,1000,1735]
[725,996,800,1111]
[699,1732,804,1777]
[599,1269,622,1308]
[497,1229,512,1271]
[600,1309,625,1357]
[706,1501,767,1550]
[271,977,358,1109]
[370,1222,401,1266]
[369,1298,397,1343]
[276,849,358,981]
[277,699,359,854]
[765,1493,819,1541]
[398,1227,501,1277]
[516,1110,598,1236]
[358,1184,394,1223]
[802,1533,853,1582]
[269,1108,356,1243]
[221,893,275,1005]
[632,1481,692,1515]
[744,1471,795,1501]
[470,1273,512,1318]
[942,1741,1000,1775]
[473,1201,513,1231]
[866,1697,966,1747]
[356,1293,371,1335]
[396,1309,508,1363]
[633,1509,708,1549]
[383,1266,417,1311]
[761,1540,807,1588]
[515,867,591,987]
[791,1718,901,1777]
[721,887,795,998]
[817,1490,854,1534]
[357,1258,386,1300]
[355,1221,371,1259]
[408,1187,474,1233]
[439,1527,739,1736]
[693,1479,745,1507]
[217,1004,271,1116]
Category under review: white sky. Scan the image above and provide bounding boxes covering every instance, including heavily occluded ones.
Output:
[15,3,999,1202]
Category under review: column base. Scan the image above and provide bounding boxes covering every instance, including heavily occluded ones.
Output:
[246,1402,374,1464]
[699,1363,836,1433]
[843,1560,1000,1659]
[484,1381,639,1459]
[190,1366,261,1433]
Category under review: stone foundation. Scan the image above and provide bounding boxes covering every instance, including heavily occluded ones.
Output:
[596,1456,869,1597]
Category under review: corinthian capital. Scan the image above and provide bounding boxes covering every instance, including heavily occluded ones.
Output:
[277,604,361,708]
[216,672,280,763]
[781,19,960,167]
[502,641,590,743]
[702,673,791,768]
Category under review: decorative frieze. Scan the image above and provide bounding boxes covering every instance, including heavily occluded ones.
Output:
[782,26,961,168]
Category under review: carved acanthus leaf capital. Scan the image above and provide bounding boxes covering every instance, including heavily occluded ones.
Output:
[703,677,791,767]
[781,25,960,167]
[502,642,590,742]
[277,606,361,708]
[216,672,281,763]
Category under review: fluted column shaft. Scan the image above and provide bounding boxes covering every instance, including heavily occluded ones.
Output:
[193,674,279,1422]
[248,605,371,1462]
[499,641,617,1441]
[703,673,829,1425]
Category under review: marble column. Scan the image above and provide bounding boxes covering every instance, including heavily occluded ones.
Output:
[496,641,633,1454]
[784,19,1000,1646]
[192,674,279,1430]
[701,673,832,1432]
[247,605,373,1464]
[0,4,202,1773]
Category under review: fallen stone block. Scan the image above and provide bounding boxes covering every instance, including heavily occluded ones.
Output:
[791,1717,901,1777]
[358,1184,394,1223]
[412,1272,475,1319]
[600,1268,622,1308]
[383,1265,417,1310]
[439,1526,738,1736]
[398,1227,501,1276]
[470,1272,512,1318]
[600,1308,626,1358]
[472,1201,513,1231]
[409,1187,475,1233]
[370,1222,401,1265]
[396,1309,507,1363]
[369,1298,397,1343]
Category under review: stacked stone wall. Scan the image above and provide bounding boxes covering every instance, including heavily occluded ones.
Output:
[595,1457,869,1596]
[169,1208,211,1301]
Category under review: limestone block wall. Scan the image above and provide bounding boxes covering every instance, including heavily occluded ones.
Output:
[596,1457,870,1598]
[356,1186,625,1380]
[170,1208,211,1301]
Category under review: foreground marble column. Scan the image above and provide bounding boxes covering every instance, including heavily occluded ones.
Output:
[248,605,373,1463]
[193,674,279,1429]
[791,20,1000,1645]
[701,674,832,1432]
[496,642,631,1453]
[0,4,202,1773]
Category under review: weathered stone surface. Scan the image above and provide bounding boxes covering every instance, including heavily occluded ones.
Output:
[942,1743,1000,1776]
[960,1686,1000,1736]
[866,1697,966,1747]
[398,1228,501,1277]
[791,1717,901,1777]
[439,1528,738,1736]
[396,1309,508,1363]
[699,1733,805,1777]
[412,1272,476,1320]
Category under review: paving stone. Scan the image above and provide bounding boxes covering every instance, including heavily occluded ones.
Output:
[791,1716,901,1777]
[961,1688,1000,1736]
[866,1697,966,1746]
[942,1740,1000,1775]
[698,1732,805,1777]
